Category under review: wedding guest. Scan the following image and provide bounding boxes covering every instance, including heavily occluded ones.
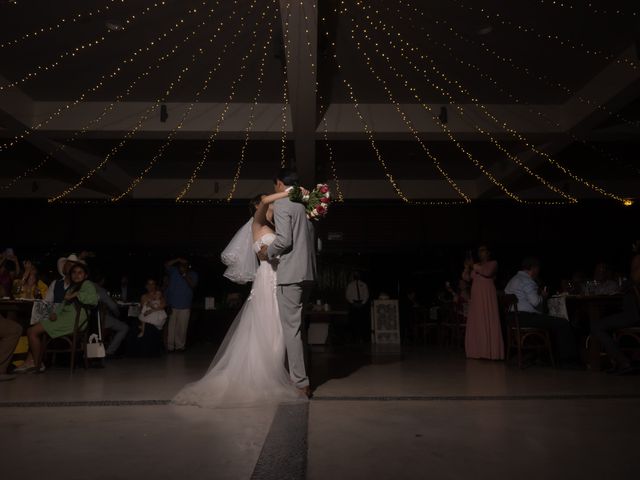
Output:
[463,245,504,360]
[126,279,167,358]
[447,279,471,320]
[0,250,20,297]
[593,262,620,295]
[93,275,130,357]
[505,257,578,364]
[346,272,370,343]
[13,261,48,300]
[18,263,98,373]
[138,279,167,338]
[0,313,22,381]
[119,274,131,302]
[590,255,640,374]
[165,258,198,352]
[44,254,84,307]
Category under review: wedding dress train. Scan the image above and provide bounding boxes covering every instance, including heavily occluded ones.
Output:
[172,233,304,408]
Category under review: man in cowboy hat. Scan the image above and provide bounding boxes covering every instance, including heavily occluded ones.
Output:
[44,253,86,307]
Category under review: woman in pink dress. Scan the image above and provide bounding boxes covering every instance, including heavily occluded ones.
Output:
[462,245,504,360]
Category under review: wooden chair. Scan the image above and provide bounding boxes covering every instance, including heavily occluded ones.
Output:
[40,303,92,373]
[615,326,640,358]
[440,300,467,348]
[500,294,555,369]
[411,306,439,345]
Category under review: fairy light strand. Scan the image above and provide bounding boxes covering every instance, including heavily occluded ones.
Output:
[384,1,638,180]
[0,1,171,93]
[111,0,258,201]
[280,1,293,168]
[226,15,274,202]
[352,2,576,204]
[176,3,273,202]
[48,11,232,202]
[2,3,220,190]
[445,0,638,71]
[0,0,125,50]
[0,2,210,154]
[396,0,639,128]
[324,13,469,205]
[358,0,626,203]
[318,96,344,202]
[345,12,527,204]
[537,0,638,17]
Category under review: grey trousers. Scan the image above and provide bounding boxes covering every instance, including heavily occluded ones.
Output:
[277,283,311,388]
[104,315,129,355]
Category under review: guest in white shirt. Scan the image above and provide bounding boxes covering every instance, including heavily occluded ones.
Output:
[504,257,578,364]
[346,272,370,344]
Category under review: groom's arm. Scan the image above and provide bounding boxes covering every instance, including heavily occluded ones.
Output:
[267,201,294,259]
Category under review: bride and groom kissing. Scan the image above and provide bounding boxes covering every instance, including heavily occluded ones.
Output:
[173,168,317,408]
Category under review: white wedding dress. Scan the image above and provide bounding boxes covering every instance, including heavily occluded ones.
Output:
[172,233,304,408]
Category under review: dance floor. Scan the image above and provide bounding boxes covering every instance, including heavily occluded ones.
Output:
[1,346,639,479]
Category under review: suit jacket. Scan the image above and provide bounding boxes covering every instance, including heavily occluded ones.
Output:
[267,197,316,285]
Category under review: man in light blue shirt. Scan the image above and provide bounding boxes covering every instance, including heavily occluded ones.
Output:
[505,257,578,364]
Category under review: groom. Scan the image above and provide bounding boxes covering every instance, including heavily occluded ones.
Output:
[258,168,317,398]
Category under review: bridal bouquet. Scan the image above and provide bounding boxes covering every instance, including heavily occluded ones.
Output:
[289,183,331,220]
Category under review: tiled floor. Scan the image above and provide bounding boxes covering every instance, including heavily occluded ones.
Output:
[1,346,639,479]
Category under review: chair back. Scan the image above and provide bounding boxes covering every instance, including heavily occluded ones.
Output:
[498,293,520,340]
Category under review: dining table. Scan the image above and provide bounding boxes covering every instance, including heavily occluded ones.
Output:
[0,298,36,330]
[548,294,624,370]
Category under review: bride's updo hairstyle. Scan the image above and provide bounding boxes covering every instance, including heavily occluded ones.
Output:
[249,194,266,216]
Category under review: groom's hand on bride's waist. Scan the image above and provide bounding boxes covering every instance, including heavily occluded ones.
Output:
[257,245,269,261]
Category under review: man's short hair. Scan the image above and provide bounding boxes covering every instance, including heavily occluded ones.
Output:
[274,168,299,187]
[521,257,540,271]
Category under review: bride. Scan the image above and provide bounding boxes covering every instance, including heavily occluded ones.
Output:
[172,191,306,408]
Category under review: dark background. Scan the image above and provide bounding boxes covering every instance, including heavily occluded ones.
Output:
[2,199,638,308]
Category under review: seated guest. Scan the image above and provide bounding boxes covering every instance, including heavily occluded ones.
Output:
[504,257,578,364]
[18,263,98,373]
[593,262,619,296]
[44,254,84,307]
[0,313,22,381]
[13,260,48,300]
[138,279,167,338]
[590,255,640,374]
[0,250,20,297]
[93,275,130,357]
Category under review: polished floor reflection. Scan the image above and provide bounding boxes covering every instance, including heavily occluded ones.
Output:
[1,346,639,479]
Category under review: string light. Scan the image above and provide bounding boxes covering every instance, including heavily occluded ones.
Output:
[346,14,530,204]
[357,0,627,204]
[226,16,274,202]
[0,2,211,154]
[324,12,469,205]
[537,0,638,17]
[2,3,221,190]
[0,0,125,50]
[112,0,262,201]
[382,4,637,180]
[319,96,344,202]
[48,6,238,203]
[395,0,639,129]
[445,0,638,71]
[351,2,576,205]
[176,3,273,202]
[0,1,171,93]
[280,1,292,168]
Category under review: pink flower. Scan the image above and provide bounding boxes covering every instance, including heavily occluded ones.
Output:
[316,205,326,214]
[320,197,330,204]
[319,185,329,194]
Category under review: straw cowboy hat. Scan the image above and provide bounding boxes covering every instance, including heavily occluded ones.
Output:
[57,254,86,277]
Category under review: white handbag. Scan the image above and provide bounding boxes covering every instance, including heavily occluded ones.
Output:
[86,310,106,358]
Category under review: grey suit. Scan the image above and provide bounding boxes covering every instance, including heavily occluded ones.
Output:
[267,197,316,388]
